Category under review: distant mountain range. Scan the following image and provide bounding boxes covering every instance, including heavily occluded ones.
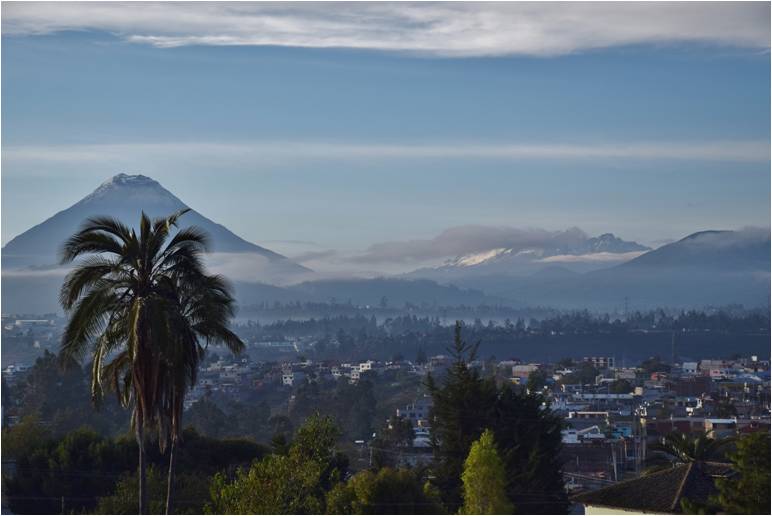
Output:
[410,231,650,280]
[2,174,769,313]
[453,228,770,309]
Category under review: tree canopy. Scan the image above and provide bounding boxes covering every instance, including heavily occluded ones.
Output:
[461,429,513,515]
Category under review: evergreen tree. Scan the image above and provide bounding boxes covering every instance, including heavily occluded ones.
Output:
[427,321,568,514]
[461,430,513,515]
[427,322,497,511]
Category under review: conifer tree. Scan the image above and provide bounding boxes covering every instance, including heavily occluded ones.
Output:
[461,430,514,515]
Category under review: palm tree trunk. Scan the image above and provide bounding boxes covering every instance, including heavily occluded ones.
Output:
[138,424,148,515]
[165,437,177,515]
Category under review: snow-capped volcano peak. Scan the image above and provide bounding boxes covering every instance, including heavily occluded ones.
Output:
[446,248,512,267]
[3,173,310,276]
[430,232,650,274]
[81,173,182,206]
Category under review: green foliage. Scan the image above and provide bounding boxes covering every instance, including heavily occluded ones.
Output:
[99,468,162,514]
[426,321,497,511]
[427,322,568,514]
[713,431,771,514]
[206,414,347,514]
[461,430,513,515]
[207,454,326,514]
[326,467,442,514]
[3,426,135,514]
[288,377,379,442]
[1,414,52,460]
[2,422,265,515]
[185,398,229,437]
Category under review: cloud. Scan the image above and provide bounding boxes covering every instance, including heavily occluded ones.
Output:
[291,250,338,264]
[2,2,769,57]
[538,251,647,264]
[351,226,591,264]
[681,226,771,247]
[4,139,769,166]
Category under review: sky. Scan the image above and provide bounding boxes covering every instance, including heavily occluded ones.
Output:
[2,2,770,273]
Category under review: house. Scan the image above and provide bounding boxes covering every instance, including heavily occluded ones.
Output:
[572,462,734,514]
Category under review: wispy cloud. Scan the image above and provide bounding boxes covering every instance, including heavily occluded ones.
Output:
[2,2,769,57]
[4,139,769,166]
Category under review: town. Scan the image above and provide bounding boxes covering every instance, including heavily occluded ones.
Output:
[3,310,769,513]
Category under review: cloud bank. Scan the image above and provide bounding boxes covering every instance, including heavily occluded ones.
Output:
[2,2,769,57]
[4,140,769,166]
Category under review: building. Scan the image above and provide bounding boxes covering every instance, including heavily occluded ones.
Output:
[572,462,734,514]
[681,362,699,375]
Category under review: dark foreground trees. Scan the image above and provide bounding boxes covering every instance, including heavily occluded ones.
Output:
[428,321,568,514]
[647,431,734,470]
[713,431,771,514]
[326,467,442,514]
[58,211,243,514]
[2,423,265,515]
[207,414,349,514]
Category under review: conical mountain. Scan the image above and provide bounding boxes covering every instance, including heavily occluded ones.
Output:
[3,173,307,272]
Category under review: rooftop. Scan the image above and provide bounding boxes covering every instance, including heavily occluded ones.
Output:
[571,462,734,514]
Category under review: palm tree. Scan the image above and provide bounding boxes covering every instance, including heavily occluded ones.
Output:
[647,431,734,470]
[59,210,243,514]
[159,273,243,514]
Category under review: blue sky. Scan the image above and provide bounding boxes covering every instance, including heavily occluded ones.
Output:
[1,2,770,273]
